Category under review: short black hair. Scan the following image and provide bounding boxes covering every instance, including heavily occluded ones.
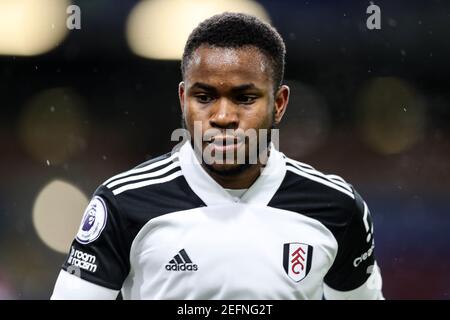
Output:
[181,12,286,89]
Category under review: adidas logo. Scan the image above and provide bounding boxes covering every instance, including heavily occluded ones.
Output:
[165,249,198,271]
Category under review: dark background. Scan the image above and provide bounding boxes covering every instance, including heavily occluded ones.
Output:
[0,0,449,299]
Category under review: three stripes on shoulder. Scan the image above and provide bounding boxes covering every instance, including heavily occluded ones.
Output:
[103,152,181,195]
[102,150,354,199]
[284,157,355,199]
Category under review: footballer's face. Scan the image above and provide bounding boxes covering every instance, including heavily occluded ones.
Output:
[179,45,289,175]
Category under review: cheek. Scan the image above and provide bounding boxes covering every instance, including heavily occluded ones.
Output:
[184,101,210,128]
[240,102,273,128]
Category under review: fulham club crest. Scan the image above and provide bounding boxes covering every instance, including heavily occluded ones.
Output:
[283,243,313,282]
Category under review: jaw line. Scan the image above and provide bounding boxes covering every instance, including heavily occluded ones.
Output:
[203,162,253,177]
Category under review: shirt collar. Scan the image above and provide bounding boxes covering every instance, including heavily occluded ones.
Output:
[179,141,286,206]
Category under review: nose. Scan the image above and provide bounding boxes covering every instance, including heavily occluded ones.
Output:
[209,98,239,129]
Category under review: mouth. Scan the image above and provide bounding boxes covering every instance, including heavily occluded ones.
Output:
[207,136,244,152]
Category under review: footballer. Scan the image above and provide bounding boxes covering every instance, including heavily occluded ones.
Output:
[51,12,383,300]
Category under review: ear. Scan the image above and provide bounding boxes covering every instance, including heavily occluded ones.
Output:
[273,85,290,125]
[178,81,185,113]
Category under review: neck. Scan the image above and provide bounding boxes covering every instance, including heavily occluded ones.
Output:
[201,149,270,189]
[203,163,262,189]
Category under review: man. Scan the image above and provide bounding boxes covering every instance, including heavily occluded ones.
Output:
[51,12,383,299]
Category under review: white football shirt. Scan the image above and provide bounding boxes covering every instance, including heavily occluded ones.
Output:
[51,142,383,300]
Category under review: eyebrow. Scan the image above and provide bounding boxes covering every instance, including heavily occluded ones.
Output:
[190,82,217,92]
[230,83,258,92]
[189,82,258,93]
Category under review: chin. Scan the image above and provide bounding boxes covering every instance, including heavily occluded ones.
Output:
[204,162,251,176]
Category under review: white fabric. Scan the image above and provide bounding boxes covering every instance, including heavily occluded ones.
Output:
[120,143,338,298]
[122,204,337,299]
[52,141,384,300]
[51,270,119,300]
[224,188,248,199]
[179,142,286,206]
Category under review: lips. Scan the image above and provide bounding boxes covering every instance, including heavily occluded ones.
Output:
[207,136,243,152]
[210,136,240,145]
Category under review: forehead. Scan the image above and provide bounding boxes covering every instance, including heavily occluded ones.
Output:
[184,45,272,88]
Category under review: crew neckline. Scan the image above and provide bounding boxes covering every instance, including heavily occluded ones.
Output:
[178,141,286,206]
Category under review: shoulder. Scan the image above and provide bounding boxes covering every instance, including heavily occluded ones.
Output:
[270,153,366,240]
[276,153,358,210]
[102,151,181,196]
[94,150,204,223]
[284,155,355,200]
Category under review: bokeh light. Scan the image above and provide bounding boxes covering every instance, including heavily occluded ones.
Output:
[32,179,88,253]
[356,77,427,155]
[126,0,270,60]
[18,87,88,165]
[280,81,330,158]
[0,0,70,56]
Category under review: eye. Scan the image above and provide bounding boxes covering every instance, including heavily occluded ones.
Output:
[236,95,257,105]
[195,94,214,104]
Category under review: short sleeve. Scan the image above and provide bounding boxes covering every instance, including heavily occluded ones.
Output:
[324,190,383,298]
[61,185,131,290]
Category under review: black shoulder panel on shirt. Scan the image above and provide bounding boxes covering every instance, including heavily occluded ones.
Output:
[268,168,376,291]
[268,169,355,237]
[62,152,206,290]
[113,170,206,236]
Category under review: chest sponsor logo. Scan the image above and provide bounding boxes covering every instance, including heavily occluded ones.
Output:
[283,243,313,282]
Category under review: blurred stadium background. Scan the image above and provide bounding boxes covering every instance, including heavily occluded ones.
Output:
[0,0,449,299]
